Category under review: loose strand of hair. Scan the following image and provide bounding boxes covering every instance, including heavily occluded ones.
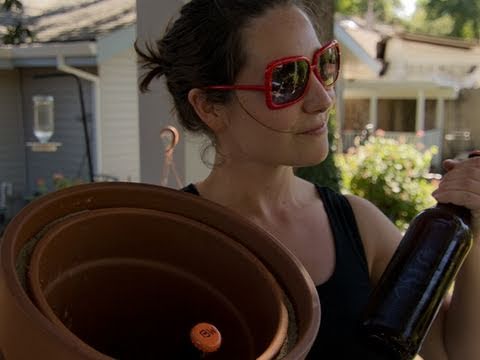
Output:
[134,39,167,93]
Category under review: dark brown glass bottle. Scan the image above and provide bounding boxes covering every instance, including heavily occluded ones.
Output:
[362,153,478,360]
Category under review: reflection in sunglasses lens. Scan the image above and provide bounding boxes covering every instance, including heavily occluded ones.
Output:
[319,47,338,86]
[272,60,309,105]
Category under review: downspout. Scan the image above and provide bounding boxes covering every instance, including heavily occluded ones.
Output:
[56,55,103,175]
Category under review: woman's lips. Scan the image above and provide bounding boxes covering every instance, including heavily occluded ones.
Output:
[299,122,327,135]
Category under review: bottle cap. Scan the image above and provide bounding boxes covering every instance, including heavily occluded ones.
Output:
[190,322,222,353]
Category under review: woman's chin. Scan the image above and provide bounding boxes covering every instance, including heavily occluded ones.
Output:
[292,152,329,168]
[298,145,330,166]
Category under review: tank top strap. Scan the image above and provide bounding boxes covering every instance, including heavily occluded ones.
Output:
[307,185,372,358]
[315,185,369,281]
[182,183,200,195]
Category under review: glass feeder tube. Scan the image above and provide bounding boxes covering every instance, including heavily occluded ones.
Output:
[33,95,54,144]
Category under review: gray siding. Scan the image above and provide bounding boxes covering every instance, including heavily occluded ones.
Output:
[0,70,26,215]
[20,67,96,195]
[99,48,140,181]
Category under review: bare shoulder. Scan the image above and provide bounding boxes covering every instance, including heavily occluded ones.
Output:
[344,194,403,285]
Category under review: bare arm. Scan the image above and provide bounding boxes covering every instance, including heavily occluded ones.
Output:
[347,156,480,360]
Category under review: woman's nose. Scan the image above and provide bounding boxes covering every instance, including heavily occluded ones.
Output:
[302,73,335,114]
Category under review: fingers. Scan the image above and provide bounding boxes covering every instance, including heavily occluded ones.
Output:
[433,156,480,211]
[433,190,480,212]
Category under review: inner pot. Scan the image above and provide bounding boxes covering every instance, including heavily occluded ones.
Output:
[28,208,288,359]
[1,183,320,359]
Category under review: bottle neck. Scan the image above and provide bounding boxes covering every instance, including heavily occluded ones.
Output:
[435,202,471,226]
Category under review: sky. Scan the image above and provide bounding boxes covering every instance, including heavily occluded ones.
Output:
[399,0,418,18]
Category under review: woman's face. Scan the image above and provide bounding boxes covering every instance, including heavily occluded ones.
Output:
[217,5,336,168]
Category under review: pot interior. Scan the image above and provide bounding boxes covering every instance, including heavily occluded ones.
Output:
[45,258,253,359]
[29,208,286,359]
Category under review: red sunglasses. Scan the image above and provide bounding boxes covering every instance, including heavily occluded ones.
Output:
[206,40,340,110]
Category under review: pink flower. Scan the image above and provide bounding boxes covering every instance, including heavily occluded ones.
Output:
[52,173,64,180]
[416,130,425,138]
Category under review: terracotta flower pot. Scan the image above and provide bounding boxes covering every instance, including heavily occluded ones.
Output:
[0,183,320,359]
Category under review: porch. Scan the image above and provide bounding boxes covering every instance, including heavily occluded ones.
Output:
[336,78,461,171]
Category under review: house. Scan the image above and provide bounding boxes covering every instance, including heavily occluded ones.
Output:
[0,0,139,219]
[1,0,479,223]
[335,15,480,167]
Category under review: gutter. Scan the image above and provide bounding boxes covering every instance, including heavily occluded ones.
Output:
[11,41,96,58]
[0,47,13,69]
[0,41,97,68]
[56,54,103,175]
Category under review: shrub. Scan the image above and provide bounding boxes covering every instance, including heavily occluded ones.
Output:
[34,173,84,198]
[336,136,438,231]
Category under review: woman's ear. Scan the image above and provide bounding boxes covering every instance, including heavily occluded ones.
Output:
[188,88,227,133]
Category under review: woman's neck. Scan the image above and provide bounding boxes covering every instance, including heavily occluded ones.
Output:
[195,162,314,220]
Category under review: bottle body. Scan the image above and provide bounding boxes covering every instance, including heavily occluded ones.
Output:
[362,204,473,359]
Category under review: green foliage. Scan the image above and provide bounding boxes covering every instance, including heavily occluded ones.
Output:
[416,0,480,39]
[34,173,84,198]
[405,6,456,37]
[336,136,438,231]
[1,0,34,45]
[2,22,33,44]
[336,0,403,23]
[295,111,341,192]
[2,0,23,11]
[1,0,22,11]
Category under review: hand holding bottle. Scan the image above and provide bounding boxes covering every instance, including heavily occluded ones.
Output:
[362,151,480,359]
[432,151,480,236]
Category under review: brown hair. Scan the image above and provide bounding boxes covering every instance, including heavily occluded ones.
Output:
[135,0,311,160]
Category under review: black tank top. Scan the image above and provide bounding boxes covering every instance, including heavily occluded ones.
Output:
[182,184,373,359]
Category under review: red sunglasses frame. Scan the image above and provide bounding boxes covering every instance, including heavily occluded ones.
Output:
[205,40,340,110]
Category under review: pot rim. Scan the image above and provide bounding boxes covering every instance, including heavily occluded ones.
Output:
[1,182,320,359]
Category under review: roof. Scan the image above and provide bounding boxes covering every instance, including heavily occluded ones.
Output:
[336,15,480,89]
[1,0,136,43]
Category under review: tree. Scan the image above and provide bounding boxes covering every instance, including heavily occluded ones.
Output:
[295,0,342,192]
[2,0,23,11]
[405,6,456,38]
[336,0,403,24]
[1,0,34,45]
[420,0,480,39]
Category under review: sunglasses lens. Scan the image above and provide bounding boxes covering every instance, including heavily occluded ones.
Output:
[271,59,309,105]
[318,46,339,87]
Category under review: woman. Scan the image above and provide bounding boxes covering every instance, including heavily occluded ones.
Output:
[136,0,480,358]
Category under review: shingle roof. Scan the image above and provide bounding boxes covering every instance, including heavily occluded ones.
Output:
[1,0,136,43]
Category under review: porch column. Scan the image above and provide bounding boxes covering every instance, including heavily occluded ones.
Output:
[436,97,445,162]
[137,0,186,185]
[416,90,426,132]
[435,97,445,130]
[369,95,378,130]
